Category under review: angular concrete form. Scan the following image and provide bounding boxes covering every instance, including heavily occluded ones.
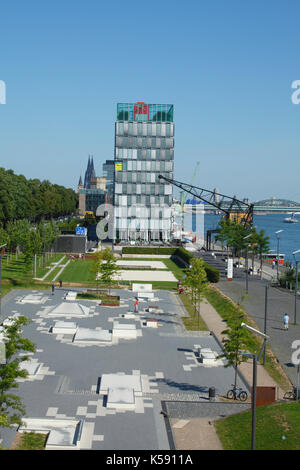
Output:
[20,360,42,376]
[132,283,152,292]
[18,418,84,450]
[99,373,142,396]
[47,302,90,317]
[65,292,77,301]
[19,294,46,304]
[145,319,158,328]
[73,328,112,344]
[107,387,135,410]
[112,322,137,339]
[137,292,155,299]
[52,321,78,335]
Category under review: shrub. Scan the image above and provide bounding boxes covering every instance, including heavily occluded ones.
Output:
[122,247,176,255]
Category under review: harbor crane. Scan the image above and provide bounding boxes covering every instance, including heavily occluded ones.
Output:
[159,175,254,249]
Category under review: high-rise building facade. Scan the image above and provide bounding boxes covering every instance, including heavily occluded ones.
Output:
[114,102,174,241]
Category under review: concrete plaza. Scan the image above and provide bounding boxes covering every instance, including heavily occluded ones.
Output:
[0,287,245,450]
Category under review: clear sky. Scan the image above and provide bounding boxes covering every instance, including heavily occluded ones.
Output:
[0,0,300,202]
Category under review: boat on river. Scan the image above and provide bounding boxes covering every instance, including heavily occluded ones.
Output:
[283,213,299,224]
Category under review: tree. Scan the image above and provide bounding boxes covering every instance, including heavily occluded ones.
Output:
[0,316,35,429]
[183,258,207,329]
[253,229,270,279]
[90,248,121,294]
[218,314,255,392]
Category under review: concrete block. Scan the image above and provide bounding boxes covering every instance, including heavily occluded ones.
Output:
[132,283,152,292]
[107,387,135,409]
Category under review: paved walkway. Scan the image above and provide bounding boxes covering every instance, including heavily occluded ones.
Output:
[171,284,290,450]
[200,297,285,399]
[217,275,300,387]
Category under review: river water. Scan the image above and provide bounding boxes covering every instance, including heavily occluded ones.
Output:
[202,213,300,264]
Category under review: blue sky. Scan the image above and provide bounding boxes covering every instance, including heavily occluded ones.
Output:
[0,0,299,201]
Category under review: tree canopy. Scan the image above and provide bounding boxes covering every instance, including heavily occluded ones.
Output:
[0,167,78,226]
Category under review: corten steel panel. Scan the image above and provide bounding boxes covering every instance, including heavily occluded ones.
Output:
[252,386,276,408]
[54,236,87,254]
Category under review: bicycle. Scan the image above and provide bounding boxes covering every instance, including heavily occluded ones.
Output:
[283,388,300,401]
[226,385,248,401]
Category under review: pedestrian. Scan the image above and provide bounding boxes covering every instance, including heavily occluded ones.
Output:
[134,298,139,313]
[272,260,275,270]
[283,313,289,331]
[51,284,55,295]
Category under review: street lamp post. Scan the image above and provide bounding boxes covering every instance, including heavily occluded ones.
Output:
[241,322,269,451]
[0,243,7,318]
[275,230,283,282]
[263,284,269,365]
[243,234,252,294]
[292,250,300,325]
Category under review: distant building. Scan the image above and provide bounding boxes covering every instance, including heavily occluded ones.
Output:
[78,156,107,215]
[83,155,96,189]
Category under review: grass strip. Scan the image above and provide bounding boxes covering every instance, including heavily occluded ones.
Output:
[205,284,291,391]
[215,402,300,450]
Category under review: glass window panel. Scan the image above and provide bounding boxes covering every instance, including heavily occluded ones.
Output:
[137,161,141,171]
[133,149,137,159]
[156,138,161,147]
[166,123,170,137]
[138,123,142,136]
[124,122,128,136]
[156,123,161,136]
[151,149,156,159]
[133,122,138,135]
[161,123,166,136]
[142,123,147,136]
[128,122,133,135]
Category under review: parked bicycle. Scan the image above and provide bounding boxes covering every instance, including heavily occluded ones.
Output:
[283,388,300,401]
[226,385,248,401]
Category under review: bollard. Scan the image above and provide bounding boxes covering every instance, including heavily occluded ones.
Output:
[208,387,216,401]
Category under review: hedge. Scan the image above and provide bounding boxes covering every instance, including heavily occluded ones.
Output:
[172,247,220,283]
[122,247,176,255]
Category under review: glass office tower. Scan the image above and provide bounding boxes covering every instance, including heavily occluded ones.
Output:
[114,102,174,242]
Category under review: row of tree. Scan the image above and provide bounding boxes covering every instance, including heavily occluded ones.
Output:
[215,219,270,277]
[0,168,78,225]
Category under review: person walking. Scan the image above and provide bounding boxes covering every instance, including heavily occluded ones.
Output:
[134,298,139,313]
[283,313,289,331]
[51,284,55,295]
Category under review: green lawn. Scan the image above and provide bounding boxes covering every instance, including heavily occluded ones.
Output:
[13,431,48,450]
[205,285,291,391]
[215,402,300,450]
[58,258,94,283]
